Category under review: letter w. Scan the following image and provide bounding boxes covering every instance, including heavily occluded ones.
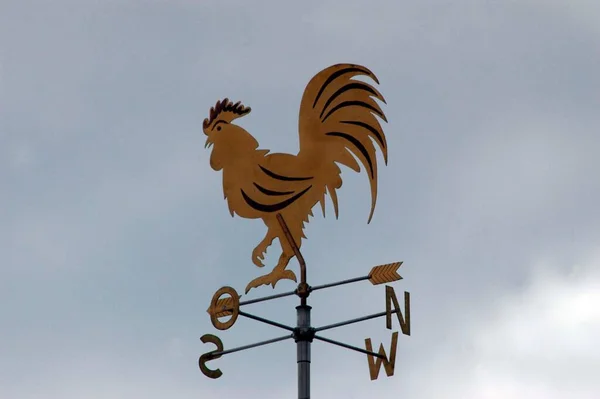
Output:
[364,332,398,381]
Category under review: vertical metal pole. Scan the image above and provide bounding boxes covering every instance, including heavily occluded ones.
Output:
[278,213,312,397]
[296,305,311,399]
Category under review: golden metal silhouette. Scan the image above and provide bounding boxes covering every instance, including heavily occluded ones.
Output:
[199,334,223,379]
[365,332,398,380]
[385,286,411,336]
[202,63,388,294]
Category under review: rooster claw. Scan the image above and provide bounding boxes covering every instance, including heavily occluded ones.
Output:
[245,270,297,294]
[252,248,267,268]
[252,256,264,268]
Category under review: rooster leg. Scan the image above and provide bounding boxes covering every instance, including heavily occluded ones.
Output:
[251,230,276,268]
[245,238,298,294]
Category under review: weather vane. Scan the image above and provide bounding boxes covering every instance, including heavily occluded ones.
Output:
[198,63,411,398]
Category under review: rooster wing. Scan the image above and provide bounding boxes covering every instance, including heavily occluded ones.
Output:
[239,152,316,215]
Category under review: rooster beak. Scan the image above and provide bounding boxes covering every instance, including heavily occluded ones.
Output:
[204,137,213,149]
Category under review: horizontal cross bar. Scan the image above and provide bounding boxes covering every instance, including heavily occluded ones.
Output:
[238,310,295,332]
[313,334,386,360]
[211,333,294,357]
[314,308,400,332]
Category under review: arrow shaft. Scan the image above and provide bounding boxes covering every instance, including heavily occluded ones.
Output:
[310,275,370,292]
[239,289,297,307]
[211,333,294,357]
[313,334,386,360]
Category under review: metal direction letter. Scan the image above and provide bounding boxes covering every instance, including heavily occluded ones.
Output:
[364,332,399,381]
[199,334,224,379]
[207,286,240,330]
[385,285,410,336]
[368,262,403,285]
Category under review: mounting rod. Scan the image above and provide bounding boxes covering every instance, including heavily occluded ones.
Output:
[315,308,402,332]
[210,334,293,357]
[313,335,386,359]
[238,310,295,332]
[276,213,309,305]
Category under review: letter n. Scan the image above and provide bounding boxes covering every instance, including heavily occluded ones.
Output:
[365,332,398,381]
[386,285,410,336]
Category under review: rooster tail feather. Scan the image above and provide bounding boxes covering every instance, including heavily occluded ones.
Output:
[298,63,388,222]
[328,185,340,219]
[319,194,327,218]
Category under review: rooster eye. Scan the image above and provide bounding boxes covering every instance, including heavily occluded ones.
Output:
[217,126,222,131]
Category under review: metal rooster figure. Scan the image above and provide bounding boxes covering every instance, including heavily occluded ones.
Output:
[202,63,388,294]
[199,64,410,397]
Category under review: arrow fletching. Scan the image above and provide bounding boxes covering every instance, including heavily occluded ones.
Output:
[368,262,403,285]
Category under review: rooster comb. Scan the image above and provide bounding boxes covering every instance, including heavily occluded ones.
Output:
[203,98,251,129]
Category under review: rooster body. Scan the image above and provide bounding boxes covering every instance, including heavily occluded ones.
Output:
[202,64,388,293]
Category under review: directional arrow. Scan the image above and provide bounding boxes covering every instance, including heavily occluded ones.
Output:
[309,261,404,292]
[368,262,403,285]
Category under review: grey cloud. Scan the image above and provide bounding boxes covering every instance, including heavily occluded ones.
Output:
[1,0,599,398]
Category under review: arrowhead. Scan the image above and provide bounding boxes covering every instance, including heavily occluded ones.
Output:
[368,262,403,285]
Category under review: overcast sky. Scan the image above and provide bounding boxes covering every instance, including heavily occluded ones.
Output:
[1,1,599,398]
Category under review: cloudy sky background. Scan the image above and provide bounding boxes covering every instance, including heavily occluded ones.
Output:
[1,0,599,398]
